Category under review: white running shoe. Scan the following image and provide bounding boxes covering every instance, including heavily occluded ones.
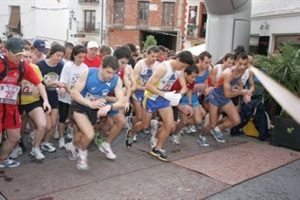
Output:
[0,158,20,168]
[189,125,197,133]
[77,149,89,171]
[99,142,116,160]
[65,142,78,160]
[58,137,65,148]
[31,147,45,160]
[9,147,23,159]
[182,126,192,134]
[210,129,225,143]
[171,135,181,145]
[41,142,56,153]
[197,135,210,147]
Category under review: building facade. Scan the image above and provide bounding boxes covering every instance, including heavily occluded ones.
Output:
[107,0,184,51]
[0,0,299,53]
[249,0,300,55]
[183,0,300,55]
[0,0,106,45]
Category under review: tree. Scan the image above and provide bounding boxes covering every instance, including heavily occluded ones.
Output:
[142,35,157,51]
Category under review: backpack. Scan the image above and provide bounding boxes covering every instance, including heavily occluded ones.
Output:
[0,53,25,104]
[231,99,271,141]
[0,53,25,82]
[252,101,271,141]
[230,100,259,136]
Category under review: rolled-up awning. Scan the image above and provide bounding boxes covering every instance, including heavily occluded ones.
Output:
[6,6,20,29]
[183,43,206,56]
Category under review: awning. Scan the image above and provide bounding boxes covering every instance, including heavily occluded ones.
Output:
[183,43,206,56]
[7,6,20,29]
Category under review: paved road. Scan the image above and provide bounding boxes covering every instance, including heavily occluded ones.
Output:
[1,128,300,200]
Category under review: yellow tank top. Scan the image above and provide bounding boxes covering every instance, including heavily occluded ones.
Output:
[19,63,43,105]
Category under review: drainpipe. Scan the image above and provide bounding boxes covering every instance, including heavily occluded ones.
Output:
[204,0,252,64]
[100,0,104,45]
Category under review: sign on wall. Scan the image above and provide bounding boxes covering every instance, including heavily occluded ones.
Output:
[188,6,197,24]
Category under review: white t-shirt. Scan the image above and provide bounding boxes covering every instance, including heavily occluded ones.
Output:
[58,61,88,104]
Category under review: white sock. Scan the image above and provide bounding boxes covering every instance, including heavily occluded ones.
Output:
[214,126,221,132]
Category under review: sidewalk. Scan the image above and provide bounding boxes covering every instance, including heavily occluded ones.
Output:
[0,129,299,200]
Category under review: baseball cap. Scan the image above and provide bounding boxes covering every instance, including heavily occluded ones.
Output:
[33,39,46,52]
[87,41,99,49]
[5,37,25,55]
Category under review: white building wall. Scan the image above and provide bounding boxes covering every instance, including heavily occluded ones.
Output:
[0,0,106,45]
[0,0,69,44]
[184,0,300,53]
[251,0,300,52]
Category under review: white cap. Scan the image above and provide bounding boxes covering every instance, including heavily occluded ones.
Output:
[87,41,99,49]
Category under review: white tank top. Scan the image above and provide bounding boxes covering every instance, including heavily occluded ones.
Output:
[215,64,223,82]
[145,61,181,100]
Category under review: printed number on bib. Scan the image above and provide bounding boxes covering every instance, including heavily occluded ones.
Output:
[0,84,21,104]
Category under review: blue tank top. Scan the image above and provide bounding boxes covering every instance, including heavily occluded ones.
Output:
[195,69,209,84]
[81,68,119,101]
[214,67,241,95]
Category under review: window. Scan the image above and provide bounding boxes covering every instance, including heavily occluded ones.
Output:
[114,0,125,24]
[162,2,174,26]
[6,6,21,34]
[84,10,96,32]
[138,1,149,25]
[199,2,207,38]
[7,6,20,29]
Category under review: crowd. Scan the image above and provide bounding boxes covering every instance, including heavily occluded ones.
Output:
[0,34,257,171]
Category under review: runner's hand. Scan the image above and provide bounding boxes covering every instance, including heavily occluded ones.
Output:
[43,102,52,114]
[97,105,111,117]
[89,99,106,109]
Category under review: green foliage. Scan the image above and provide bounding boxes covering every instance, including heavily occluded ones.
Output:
[254,43,300,98]
[142,35,157,51]
[253,43,300,117]
[187,24,198,31]
[187,24,198,36]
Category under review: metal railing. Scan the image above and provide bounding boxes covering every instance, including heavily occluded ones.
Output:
[78,0,99,4]
[76,21,100,34]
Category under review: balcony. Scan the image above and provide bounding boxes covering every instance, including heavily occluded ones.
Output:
[78,0,99,4]
[77,21,100,34]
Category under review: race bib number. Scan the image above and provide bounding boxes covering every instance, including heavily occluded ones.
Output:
[84,92,103,102]
[161,82,173,91]
[0,84,21,104]
[21,81,35,95]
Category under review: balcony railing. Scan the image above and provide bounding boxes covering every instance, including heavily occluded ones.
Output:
[78,0,99,4]
[77,21,100,34]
